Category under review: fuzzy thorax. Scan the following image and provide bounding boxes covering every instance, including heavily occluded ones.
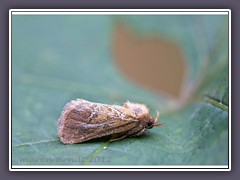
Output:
[124,101,150,118]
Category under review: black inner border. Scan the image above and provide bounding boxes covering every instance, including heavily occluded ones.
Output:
[10,9,230,170]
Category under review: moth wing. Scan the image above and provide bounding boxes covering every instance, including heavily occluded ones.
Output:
[59,118,139,144]
[58,99,139,144]
[77,119,139,143]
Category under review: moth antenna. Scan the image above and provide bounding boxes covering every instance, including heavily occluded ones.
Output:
[153,111,165,127]
[154,111,160,124]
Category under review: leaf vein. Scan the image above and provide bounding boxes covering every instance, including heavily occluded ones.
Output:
[13,139,59,148]
[204,95,228,112]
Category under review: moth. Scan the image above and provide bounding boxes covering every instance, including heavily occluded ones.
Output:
[58,99,164,144]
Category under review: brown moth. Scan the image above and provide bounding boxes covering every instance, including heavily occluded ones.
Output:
[58,99,164,144]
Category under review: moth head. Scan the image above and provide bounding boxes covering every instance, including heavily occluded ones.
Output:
[147,111,164,129]
[124,101,164,129]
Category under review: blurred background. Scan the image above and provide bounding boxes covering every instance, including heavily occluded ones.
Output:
[12,14,229,165]
[12,15,228,107]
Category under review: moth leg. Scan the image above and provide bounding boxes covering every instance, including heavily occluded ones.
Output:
[130,128,146,137]
[109,126,146,142]
[109,134,128,142]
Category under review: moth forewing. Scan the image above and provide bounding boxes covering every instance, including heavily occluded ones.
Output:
[58,99,162,144]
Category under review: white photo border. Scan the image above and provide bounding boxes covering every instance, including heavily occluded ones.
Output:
[9,9,231,171]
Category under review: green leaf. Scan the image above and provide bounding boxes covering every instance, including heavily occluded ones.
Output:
[12,14,229,166]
